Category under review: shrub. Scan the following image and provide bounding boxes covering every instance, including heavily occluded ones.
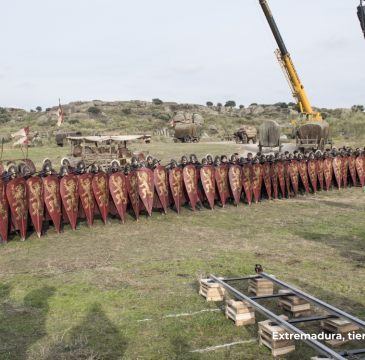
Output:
[30,109,35,112]
[351,105,364,112]
[288,102,296,107]
[122,108,132,115]
[293,105,301,112]
[225,100,236,108]
[321,113,328,120]
[88,107,101,114]
[239,105,245,109]
[250,103,258,106]
[68,119,80,125]
[275,102,288,109]
[217,103,222,107]
[36,106,42,112]
[152,98,163,105]
[46,108,51,112]
[206,102,213,107]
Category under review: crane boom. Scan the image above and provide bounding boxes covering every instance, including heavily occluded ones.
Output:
[259,0,321,121]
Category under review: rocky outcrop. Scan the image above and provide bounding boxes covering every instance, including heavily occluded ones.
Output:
[36,115,48,123]
[290,109,299,115]
[209,125,219,134]
[252,106,265,115]
[193,114,204,124]
[68,113,90,120]
[173,114,185,122]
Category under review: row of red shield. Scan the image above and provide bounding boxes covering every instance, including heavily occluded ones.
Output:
[1,155,364,243]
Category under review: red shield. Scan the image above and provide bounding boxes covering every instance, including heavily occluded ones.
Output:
[60,174,79,230]
[342,156,348,188]
[252,164,263,203]
[215,166,229,207]
[170,167,184,213]
[316,159,324,191]
[182,165,198,211]
[348,155,357,186]
[228,165,242,207]
[92,172,109,224]
[356,155,365,187]
[26,176,44,237]
[43,175,61,233]
[78,173,95,227]
[324,158,333,190]
[271,163,279,199]
[262,163,271,200]
[277,162,285,198]
[25,159,36,173]
[200,166,216,209]
[307,160,317,194]
[289,160,299,196]
[137,169,154,216]
[126,172,140,221]
[109,172,128,223]
[333,156,343,189]
[6,178,28,241]
[323,158,333,191]
[284,162,290,199]
[298,160,309,195]
[242,164,253,205]
[0,180,9,243]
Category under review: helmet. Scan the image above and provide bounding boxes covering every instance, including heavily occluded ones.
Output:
[269,155,275,162]
[214,156,221,165]
[91,161,99,172]
[308,153,314,159]
[110,160,120,172]
[17,163,25,173]
[348,149,353,155]
[181,156,188,164]
[146,155,153,163]
[253,158,260,164]
[201,158,208,165]
[170,159,177,168]
[43,158,52,165]
[22,165,31,177]
[206,154,213,162]
[230,154,237,162]
[239,157,245,165]
[274,153,280,159]
[190,154,197,161]
[61,157,70,166]
[7,165,17,177]
[280,154,285,160]
[288,154,294,160]
[124,164,131,172]
[131,157,139,166]
[297,153,303,160]
[43,163,52,173]
[139,161,146,168]
[153,158,159,165]
[59,165,69,177]
[315,150,322,158]
[76,161,85,172]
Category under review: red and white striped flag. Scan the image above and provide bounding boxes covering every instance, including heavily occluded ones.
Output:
[11,126,29,146]
[57,99,64,127]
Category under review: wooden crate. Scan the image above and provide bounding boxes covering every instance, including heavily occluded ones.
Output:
[199,278,225,301]
[225,299,255,326]
[248,275,275,296]
[320,318,359,348]
[258,315,295,356]
[279,290,311,318]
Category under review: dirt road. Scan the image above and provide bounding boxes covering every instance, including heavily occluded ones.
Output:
[203,141,297,157]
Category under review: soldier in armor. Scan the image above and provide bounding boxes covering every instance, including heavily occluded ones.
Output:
[107,160,121,223]
[123,164,131,176]
[131,157,139,171]
[61,158,76,173]
[180,156,188,169]
[146,155,154,170]
[109,160,120,175]
[152,158,159,169]
[221,155,228,164]
[21,166,33,181]
[229,154,237,166]
[75,161,91,227]
[284,151,289,159]
[205,154,213,165]
[246,153,253,163]
[189,154,200,166]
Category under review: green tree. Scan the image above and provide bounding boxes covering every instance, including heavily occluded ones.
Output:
[206,101,213,107]
[293,104,301,112]
[321,113,328,120]
[88,107,101,114]
[36,106,42,112]
[239,105,245,109]
[152,98,163,105]
[250,103,257,106]
[122,108,131,115]
[224,100,236,108]
[288,102,296,107]
[217,102,222,107]
[0,107,10,124]
[30,109,35,112]
[275,102,288,109]
[46,108,51,112]
[352,105,364,112]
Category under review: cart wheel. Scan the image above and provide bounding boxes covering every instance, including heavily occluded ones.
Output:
[184,134,192,143]
[242,134,248,144]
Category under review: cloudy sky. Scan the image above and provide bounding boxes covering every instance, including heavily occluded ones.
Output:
[1,0,364,110]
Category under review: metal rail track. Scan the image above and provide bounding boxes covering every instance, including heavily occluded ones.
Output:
[210,266,365,360]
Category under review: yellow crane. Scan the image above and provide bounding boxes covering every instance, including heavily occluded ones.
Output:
[259,0,322,125]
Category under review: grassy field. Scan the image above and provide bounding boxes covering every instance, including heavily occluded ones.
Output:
[1,143,365,360]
